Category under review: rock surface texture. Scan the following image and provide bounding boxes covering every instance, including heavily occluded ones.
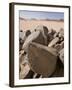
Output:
[28,42,58,77]
[19,25,64,79]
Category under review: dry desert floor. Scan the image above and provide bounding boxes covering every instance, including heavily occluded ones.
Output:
[19,19,64,32]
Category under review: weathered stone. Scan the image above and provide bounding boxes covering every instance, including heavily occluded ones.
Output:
[19,63,30,79]
[22,30,40,51]
[59,49,64,64]
[47,33,54,45]
[24,70,34,79]
[48,37,59,47]
[19,50,30,79]
[28,42,58,77]
[34,25,48,45]
[54,44,61,51]
[22,28,48,52]
[33,73,38,78]
[19,50,29,65]
[54,40,64,50]
[19,30,25,41]
[54,32,59,38]
[25,30,31,37]
[50,57,64,77]
[60,41,64,49]
[59,28,64,36]
[49,29,56,36]
[46,29,56,45]
[19,31,26,50]
[35,25,48,36]
[32,32,47,45]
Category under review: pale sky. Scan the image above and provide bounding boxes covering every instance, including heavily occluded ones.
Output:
[19,10,64,20]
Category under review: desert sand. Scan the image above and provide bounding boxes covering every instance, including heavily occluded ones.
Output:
[19,19,64,32]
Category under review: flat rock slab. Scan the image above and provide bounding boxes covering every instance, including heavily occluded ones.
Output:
[28,42,58,77]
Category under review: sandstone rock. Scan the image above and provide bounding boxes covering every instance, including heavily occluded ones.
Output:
[28,42,58,77]
[48,37,59,47]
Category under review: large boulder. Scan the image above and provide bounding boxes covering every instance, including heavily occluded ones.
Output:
[28,42,58,77]
[35,25,48,45]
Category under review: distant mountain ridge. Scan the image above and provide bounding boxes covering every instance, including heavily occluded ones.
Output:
[19,17,64,22]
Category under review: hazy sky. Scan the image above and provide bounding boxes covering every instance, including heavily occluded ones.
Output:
[19,10,64,20]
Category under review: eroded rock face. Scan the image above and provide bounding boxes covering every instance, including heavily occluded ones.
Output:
[35,25,48,36]
[22,30,40,52]
[28,42,58,77]
[35,25,49,45]
[22,25,49,52]
[48,37,59,47]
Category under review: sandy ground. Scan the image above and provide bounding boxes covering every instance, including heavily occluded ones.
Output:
[19,19,64,32]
